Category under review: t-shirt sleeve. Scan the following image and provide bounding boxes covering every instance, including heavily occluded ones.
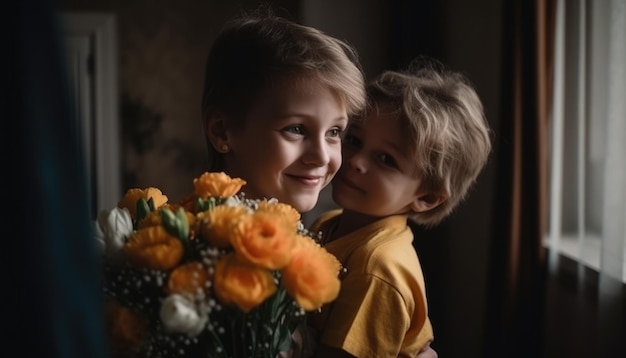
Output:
[319,273,413,357]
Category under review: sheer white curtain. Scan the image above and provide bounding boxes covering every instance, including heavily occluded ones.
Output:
[596,0,626,286]
[547,0,626,285]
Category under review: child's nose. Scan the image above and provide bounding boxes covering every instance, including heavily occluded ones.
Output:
[346,151,367,173]
[302,137,330,166]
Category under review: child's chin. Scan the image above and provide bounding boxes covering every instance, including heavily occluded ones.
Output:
[287,195,319,214]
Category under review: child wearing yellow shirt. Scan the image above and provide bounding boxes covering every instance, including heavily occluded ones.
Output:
[310,57,492,358]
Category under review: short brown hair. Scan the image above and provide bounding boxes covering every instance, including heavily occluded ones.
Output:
[202,11,366,171]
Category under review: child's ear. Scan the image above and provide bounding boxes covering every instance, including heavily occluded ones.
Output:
[204,108,230,152]
[411,192,448,213]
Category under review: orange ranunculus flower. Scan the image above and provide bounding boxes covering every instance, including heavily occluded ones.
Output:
[123,225,184,270]
[230,211,296,270]
[193,172,246,198]
[196,205,249,248]
[118,187,168,218]
[106,300,149,352]
[213,254,277,313]
[282,235,341,311]
[256,200,301,231]
[166,261,210,297]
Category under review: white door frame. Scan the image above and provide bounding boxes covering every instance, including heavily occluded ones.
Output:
[60,12,121,214]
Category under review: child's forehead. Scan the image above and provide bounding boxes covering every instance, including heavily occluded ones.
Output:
[358,100,403,127]
[356,104,417,150]
[240,74,347,124]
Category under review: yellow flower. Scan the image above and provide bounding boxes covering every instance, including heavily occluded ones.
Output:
[193,171,246,198]
[123,225,183,270]
[106,300,149,352]
[196,205,249,248]
[166,261,210,297]
[213,254,277,313]
[118,187,168,218]
[256,200,301,231]
[282,235,341,311]
[230,211,296,270]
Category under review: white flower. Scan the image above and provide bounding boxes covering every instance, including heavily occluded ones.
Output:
[97,207,133,256]
[160,294,208,336]
[223,195,242,207]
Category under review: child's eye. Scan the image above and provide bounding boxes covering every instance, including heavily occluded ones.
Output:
[327,127,343,138]
[378,153,398,168]
[282,125,305,135]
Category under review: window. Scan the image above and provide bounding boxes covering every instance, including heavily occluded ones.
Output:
[546,0,626,283]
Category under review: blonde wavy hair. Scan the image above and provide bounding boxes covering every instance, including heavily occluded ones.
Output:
[365,58,492,226]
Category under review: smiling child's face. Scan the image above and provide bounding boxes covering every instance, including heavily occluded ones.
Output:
[332,102,426,217]
[223,76,348,213]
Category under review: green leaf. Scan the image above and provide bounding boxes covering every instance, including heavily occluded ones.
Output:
[136,198,150,221]
[161,207,178,234]
[274,321,292,353]
[160,207,193,262]
[195,196,218,212]
[161,208,190,240]
[195,197,207,212]
[175,207,189,239]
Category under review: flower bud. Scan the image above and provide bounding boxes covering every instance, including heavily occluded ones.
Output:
[159,294,208,336]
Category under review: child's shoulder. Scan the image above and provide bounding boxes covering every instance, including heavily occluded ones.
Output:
[349,218,419,266]
[309,208,342,233]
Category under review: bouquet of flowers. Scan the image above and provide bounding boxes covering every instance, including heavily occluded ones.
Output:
[95,172,341,358]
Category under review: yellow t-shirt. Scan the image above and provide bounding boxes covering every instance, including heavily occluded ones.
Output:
[309,210,433,358]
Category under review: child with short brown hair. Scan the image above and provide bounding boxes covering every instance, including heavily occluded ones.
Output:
[202,10,366,214]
